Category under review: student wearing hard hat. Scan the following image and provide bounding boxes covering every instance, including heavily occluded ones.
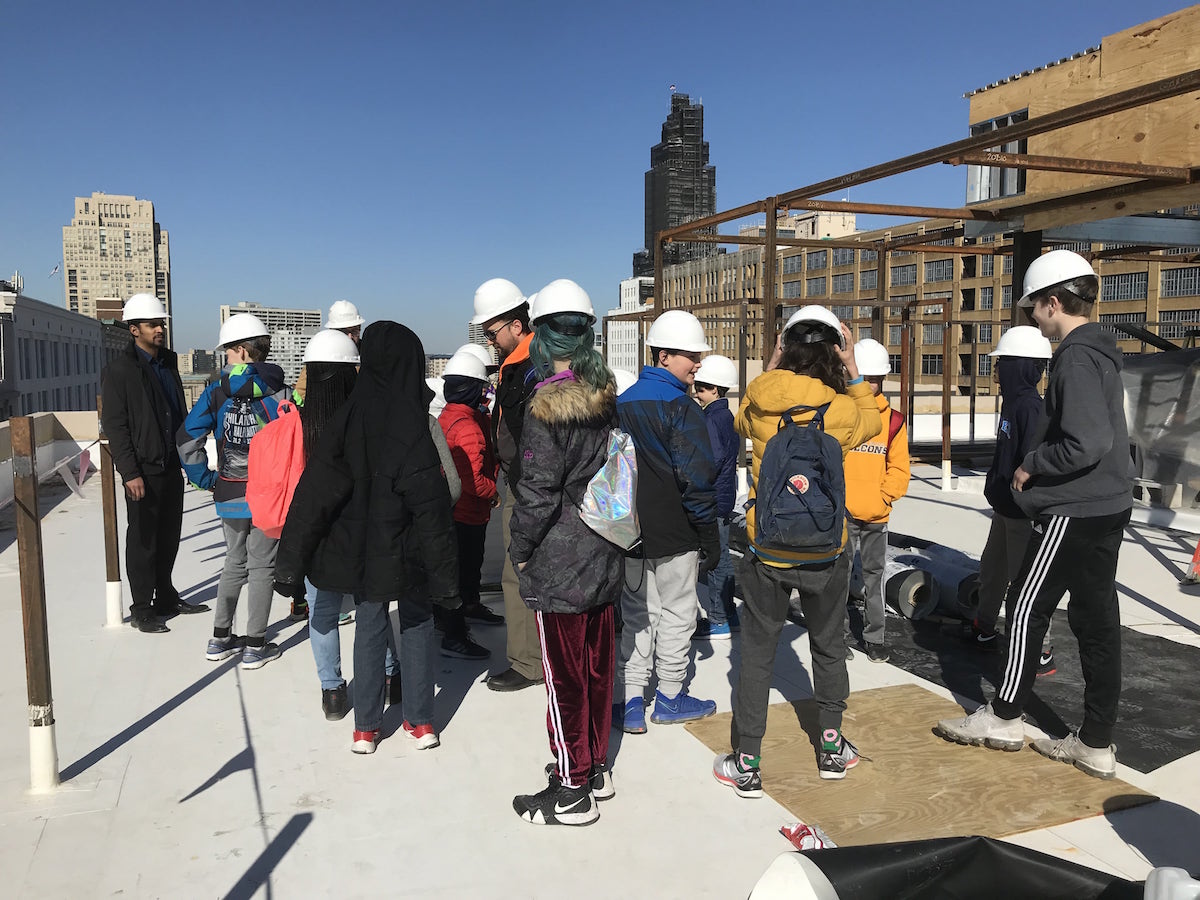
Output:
[691,354,742,641]
[178,313,292,669]
[294,300,366,403]
[615,309,721,734]
[842,338,910,663]
[714,306,881,797]
[471,278,545,692]
[967,326,1055,675]
[937,250,1133,779]
[101,294,209,633]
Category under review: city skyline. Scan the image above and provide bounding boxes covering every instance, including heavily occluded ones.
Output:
[1,0,1189,354]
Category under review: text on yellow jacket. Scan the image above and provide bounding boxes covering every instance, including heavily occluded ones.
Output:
[735,370,882,567]
[844,394,911,524]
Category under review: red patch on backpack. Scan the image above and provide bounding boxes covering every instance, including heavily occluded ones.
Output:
[787,473,810,495]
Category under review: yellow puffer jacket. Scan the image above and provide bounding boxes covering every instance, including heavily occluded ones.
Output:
[736,370,882,567]
[844,394,911,524]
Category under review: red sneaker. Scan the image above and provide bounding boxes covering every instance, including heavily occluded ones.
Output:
[352,729,380,754]
[402,720,440,750]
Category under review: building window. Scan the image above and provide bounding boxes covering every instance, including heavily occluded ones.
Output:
[832,247,856,267]
[1001,286,1013,308]
[925,259,954,282]
[888,353,903,372]
[979,355,993,376]
[806,276,827,297]
[888,325,902,345]
[1100,272,1148,302]
[978,323,993,343]
[1099,312,1146,337]
[830,305,854,319]
[966,109,1029,203]
[782,254,803,275]
[1003,255,1013,274]
[980,286,994,309]
[859,326,872,340]
[922,324,945,344]
[1159,309,1200,339]
[860,269,878,290]
[806,250,827,270]
[1161,267,1200,298]
[921,354,944,375]
[832,273,855,294]
[891,264,917,286]
[861,249,878,262]
[782,280,804,299]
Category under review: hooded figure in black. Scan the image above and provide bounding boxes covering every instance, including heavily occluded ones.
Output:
[276,321,459,753]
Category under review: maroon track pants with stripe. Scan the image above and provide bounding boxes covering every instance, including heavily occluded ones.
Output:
[536,606,615,790]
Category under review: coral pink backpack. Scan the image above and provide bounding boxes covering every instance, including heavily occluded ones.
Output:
[246,400,305,538]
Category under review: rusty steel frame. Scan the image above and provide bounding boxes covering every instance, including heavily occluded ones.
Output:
[945,151,1196,183]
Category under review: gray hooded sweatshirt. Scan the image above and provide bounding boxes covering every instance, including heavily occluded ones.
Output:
[1014,322,1133,520]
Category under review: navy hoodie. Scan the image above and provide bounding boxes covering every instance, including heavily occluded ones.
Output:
[1013,323,1133,520]
[983,357,1045,519]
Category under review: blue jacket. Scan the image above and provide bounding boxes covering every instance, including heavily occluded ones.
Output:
[177,362,291,518]
[703,397,739,519]
[617,366,717,559]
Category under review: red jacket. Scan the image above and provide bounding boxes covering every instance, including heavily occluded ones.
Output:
[439,403,498,525]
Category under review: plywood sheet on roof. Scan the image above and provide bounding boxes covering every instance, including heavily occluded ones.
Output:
[685,683,1156,847]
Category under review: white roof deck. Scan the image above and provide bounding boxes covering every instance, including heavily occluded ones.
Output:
[1,465,1198,897]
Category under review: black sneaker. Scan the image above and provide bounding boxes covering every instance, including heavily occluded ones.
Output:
[1037,647,1056,677]
[440,632,489,660]
[462,602,504,626]
[513,780,598,826]
[971,626,1001,652]
[322,684,349,721]
[289,600,308,622]
[865,642,890,663]
[544,761,615,801]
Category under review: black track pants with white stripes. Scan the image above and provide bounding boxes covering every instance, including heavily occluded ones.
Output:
[991,509,1130,748]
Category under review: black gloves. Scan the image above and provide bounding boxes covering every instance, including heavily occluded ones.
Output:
[273,580,306,602]
[697,522,722,575]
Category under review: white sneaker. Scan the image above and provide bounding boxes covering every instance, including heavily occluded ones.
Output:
[935,703,1024,751]
[1031,732,1116,779]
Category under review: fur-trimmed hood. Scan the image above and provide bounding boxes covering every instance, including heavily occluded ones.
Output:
[529,377,617,426]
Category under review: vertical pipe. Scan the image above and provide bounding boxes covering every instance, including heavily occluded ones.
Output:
[11,416,59,792]
[969,340,978,446]
[941,301,953,490]
[1010,231,1043,326]
[97,398,123,627]
[762,200,778,364]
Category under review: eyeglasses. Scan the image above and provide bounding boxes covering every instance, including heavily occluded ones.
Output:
[484,320,514,342]
[142,319,167,329]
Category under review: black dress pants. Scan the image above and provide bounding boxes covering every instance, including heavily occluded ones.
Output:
[125,467,185,619]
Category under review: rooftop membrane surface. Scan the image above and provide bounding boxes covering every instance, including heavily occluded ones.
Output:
[1,465,1198,898]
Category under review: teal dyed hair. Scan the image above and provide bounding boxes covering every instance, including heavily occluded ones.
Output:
[529,313,611,392]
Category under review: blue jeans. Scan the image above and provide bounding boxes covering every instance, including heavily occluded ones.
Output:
[308,584,397,691]
[353,597,434,732]
[699,519,738,627]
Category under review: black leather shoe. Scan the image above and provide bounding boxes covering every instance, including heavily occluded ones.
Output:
[131,616,169,634]
[486,668,544,692]
[322,684,349,721]
[157,600,211,616]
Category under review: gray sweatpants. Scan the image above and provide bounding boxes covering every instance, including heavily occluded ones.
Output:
[618,550,700,700]
[733,552,851,756]
[215,517,278,641]
[846,519,888,646]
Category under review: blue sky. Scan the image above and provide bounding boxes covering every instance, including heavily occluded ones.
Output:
[2,0,1187,353]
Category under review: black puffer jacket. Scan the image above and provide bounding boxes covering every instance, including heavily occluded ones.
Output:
[100,341,186,480]
[275,322,459,604]
[508,372,624,614]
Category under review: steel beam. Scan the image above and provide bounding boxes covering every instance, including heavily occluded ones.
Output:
[667,232,874,250]
[945,151,1194,182]
[783,198,999,221]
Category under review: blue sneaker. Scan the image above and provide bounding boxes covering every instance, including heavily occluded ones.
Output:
[205,634,240,661]
[650,690,717,725]
[692,619,732,641]
[241,642,281,670]
[617,697,646,734]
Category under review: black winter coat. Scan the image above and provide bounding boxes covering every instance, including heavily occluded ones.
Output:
[493,343,538,487]
[101,341,186,480]
[274,322,459,604]
[508,373,625,614]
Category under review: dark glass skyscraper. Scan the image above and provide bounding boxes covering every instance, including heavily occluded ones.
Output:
[633,93,717,277]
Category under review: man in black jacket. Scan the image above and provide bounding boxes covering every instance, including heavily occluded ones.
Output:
[100,294,209,633]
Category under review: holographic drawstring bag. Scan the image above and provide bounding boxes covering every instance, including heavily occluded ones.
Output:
[578,427,641,551]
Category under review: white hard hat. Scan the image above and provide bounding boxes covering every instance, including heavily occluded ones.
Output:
[530,279,596,327]
[456,342,495,368]
[611,368,638,396]
[989,325,1053,359]
[303,329,360,364]
[695,354,738,389]
[326,299,365,329]
[1018,249,1097,307]
[442,347,489,381]
[426,377,447,418]
[219,313,270,347]
[122,293,169,322]
[853,338,891,376]
[783,305,845,349]
[470,278,526,325]
[646,310,711,353]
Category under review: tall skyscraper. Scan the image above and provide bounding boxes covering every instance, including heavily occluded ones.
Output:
[61,192,172,337]
[633,93,718,277]
[218,301,321,384]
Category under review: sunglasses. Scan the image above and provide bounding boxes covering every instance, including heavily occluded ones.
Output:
[484,320,514,341]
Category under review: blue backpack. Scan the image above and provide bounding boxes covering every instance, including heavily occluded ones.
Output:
[752,403,845,556]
